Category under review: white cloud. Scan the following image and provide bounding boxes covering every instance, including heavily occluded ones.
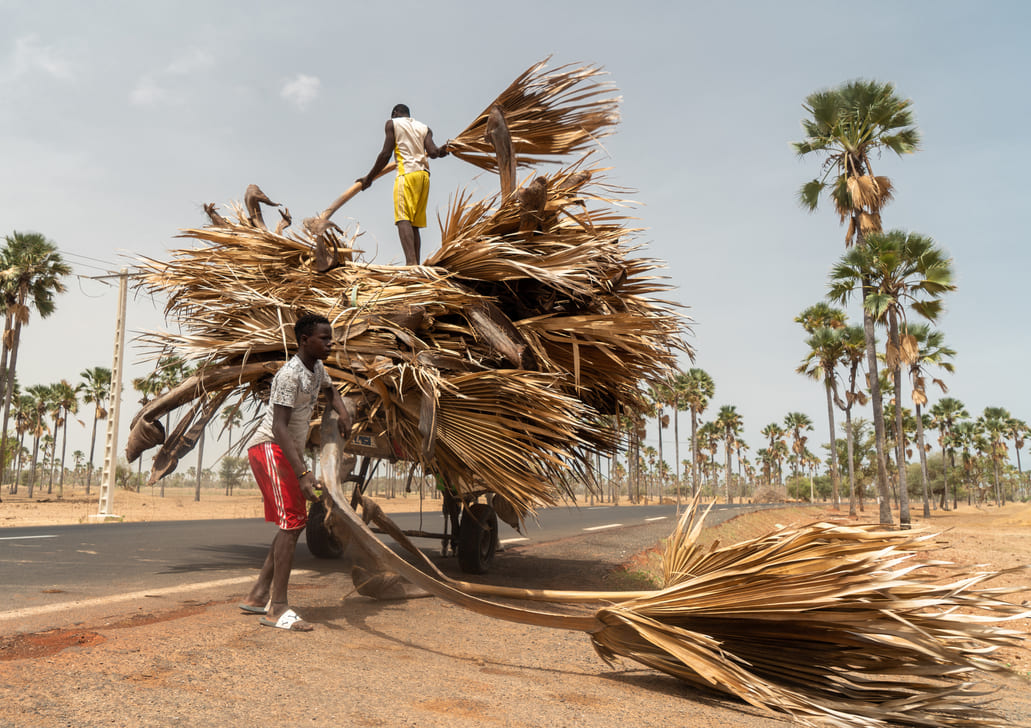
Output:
[280,73,321,110]
[165,48,213,75]
[130,75,173,107]
[5,34,73,81]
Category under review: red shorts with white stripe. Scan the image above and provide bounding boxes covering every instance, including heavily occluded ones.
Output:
[248,442,307,531]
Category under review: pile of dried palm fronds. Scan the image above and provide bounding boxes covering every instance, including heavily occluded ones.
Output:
[322,480,1030,728]
[131,155,684,518]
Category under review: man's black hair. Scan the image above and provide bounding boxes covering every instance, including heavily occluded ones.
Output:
[295,312,330,342]
[391,103,410,118]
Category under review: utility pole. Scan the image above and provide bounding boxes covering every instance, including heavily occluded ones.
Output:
[94,268,128,520]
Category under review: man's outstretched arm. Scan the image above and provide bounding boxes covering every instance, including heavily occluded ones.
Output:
[358,120,396,190]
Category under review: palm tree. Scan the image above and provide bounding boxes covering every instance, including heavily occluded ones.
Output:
[828,230,955,526]
[220,403,246,495]
[905,325,955,517]
[667,371,692,495]
[0,232,71,485]
[24,383,51,498]
[714,405,742,504]
[1005,417,1029,501]
[835,325,868,516]
[784,412,813,481]
[929,397,968,510]
[796,303,847,509]
[11,393,32,493]
[795,80,920,526]
[978,407,1010,507]
[681,368,715,497]
[79,366,112,495]
[952,419,982,505]
[48,379,78,498]
[696,420,720,495]
[761,422,788,485]
[647,382,671,496]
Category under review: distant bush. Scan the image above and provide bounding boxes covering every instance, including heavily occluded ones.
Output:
[753,486,789,503]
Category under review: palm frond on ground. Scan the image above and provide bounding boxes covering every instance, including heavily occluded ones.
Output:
[328,489,1029,728]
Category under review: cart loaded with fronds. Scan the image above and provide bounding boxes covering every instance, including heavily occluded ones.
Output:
[127,60,1028,728]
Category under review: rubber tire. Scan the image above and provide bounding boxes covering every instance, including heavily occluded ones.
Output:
[457,503,497,574]
[305,499,343,559]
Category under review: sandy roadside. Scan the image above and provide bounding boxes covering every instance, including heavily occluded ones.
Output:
[1,499,1029,727]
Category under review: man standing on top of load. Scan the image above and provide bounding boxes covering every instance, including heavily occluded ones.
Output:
[358,104,448,265]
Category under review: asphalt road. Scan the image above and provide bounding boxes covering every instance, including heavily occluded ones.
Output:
[0,501,793,629]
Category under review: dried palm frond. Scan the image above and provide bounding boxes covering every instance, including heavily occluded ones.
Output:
[319,474,1030,728]
[447,58,621,172]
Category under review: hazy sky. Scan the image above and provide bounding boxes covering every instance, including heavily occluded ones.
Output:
[2,0,1029,477]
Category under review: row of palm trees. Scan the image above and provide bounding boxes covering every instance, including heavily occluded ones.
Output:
[629,79,1027,524]
[2,367,112,498]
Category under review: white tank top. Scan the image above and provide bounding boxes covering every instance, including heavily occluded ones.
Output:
[392,117,430,175]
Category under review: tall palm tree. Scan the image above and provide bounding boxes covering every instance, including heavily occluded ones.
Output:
[1005,417,1029,501]
[952,419,982,505]
[828,230,955,526]
[761,422,788,485]
[906,324,955,517]
[681,368,715,497]
[714,405,742,504]
[48,379,78,498]
[24,383,51,498]
[647,382,671,494]
[696,420,720,495]
[978,407,1010,507]
[11,393,32,493]
[0,232,71,485]
[796,303,846,509]
[795,80,920,526]
[835,325,868,516]
[80,366,112,495]
[667,371,693,494]
[784,412,813,480]
[929,397,968,510]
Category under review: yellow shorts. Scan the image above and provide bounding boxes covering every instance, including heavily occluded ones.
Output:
[393,170,429,228]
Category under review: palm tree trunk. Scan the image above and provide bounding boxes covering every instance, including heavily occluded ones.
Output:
[28,432,40,498]
[14,431,25,493]
[0,311,11,401]
[0,313,24,492]
[862,304,893,525]
[690,411,699,498]
[941,444,950,511]
[887,315,910,526]
[656,404,664,500]
[914,402,931,518]
[58,416,69,498]
[824,377,841,509]
[86,410,100,495]
[724,436,732,504]
[991,452,1002,507]
[845,408,857,517]
[673,401,681,506]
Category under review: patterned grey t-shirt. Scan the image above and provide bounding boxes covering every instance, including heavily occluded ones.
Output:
[248,355,332,454]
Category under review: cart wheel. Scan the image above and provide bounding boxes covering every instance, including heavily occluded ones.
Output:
[458,503,498,574]
[305,500,343,559]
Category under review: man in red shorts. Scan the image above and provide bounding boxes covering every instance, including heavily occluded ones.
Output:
[358,103,448,265]
[239,312,352,631]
